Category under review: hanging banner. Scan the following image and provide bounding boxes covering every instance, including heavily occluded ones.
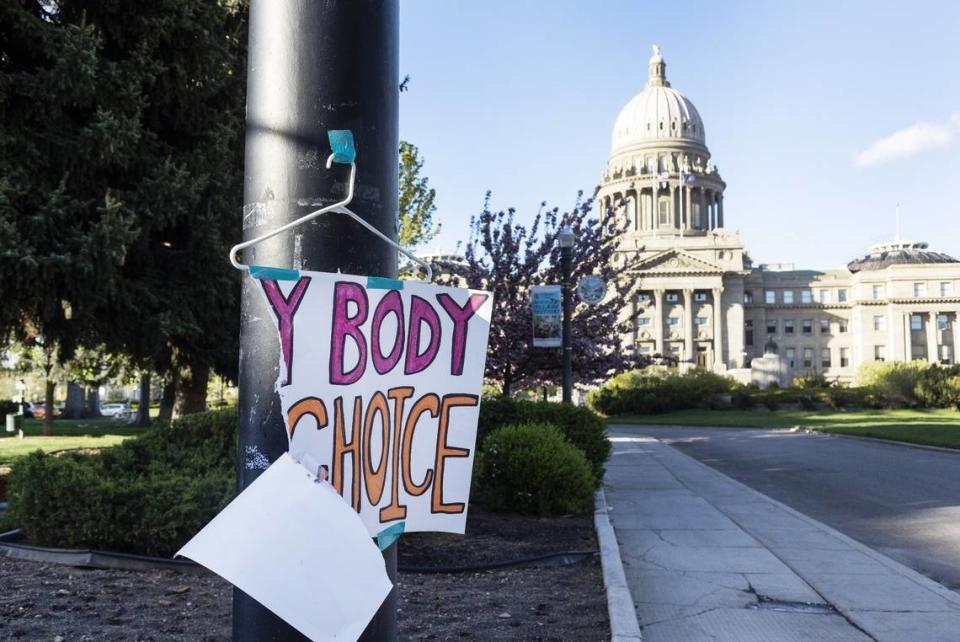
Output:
[255,269,493,536]
[531,285,562,348]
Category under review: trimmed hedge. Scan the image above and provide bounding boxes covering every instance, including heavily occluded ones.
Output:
[475,423,595,516]
[587,368,736,415]
[8,410,236,556]
[478,396,610,485]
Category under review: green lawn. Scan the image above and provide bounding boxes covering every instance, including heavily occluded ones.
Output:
[609,409,960,449]
[0,418,142,466]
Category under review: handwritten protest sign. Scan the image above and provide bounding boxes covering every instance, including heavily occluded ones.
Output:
[258,269,493,536]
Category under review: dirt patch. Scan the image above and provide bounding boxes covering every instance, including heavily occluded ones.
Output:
[0,507,609,640]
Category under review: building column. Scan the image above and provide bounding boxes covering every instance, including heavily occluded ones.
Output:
[927,311,939,363]
[717,193,724,228]
[953,312,960,364]
[712,287,724,369]
[683,288,695,364]
[904,312,912,361]
[653,289,665,356]
[684,185,693,233]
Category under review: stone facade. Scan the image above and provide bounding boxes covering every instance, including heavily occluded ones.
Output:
[597,47,960,381]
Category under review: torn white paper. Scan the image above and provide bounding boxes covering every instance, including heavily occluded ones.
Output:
[177,453,392,642]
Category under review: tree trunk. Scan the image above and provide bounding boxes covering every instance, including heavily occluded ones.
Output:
[85,387,102,418]
[62,382,85,419]
[135,371,152,427]
[43,380,55,436]
[157,372,177,422]
[173,364,209,418]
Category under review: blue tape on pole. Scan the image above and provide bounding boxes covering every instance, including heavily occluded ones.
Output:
[366,276,404,290]
[376,522,405,551]
[248,265,301,281]
[328,130,356,164]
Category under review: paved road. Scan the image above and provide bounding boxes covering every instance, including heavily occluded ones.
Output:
[609,425,960,590]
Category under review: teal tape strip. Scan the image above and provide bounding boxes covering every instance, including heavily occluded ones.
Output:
[376,522,405,551]
[367,276,404,290]
[248,265,301,281]
[328,130,356,164]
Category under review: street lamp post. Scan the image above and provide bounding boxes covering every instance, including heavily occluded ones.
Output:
[558,226,574,404]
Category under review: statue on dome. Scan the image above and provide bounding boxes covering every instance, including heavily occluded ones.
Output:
[652,44,661,58]
[706,159,715,174]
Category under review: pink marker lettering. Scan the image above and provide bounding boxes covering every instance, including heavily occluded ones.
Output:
[437,293,488,376]
[260,277,312,386]
[330,282,369,385]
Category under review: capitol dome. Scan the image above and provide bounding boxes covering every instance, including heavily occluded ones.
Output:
[611,45,705,153]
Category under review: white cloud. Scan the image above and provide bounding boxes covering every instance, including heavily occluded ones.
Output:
[855,113,959,167]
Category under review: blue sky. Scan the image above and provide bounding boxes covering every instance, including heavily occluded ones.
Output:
[399,1,960,269]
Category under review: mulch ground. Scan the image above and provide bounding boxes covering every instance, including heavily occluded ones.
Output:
[0,506,610,641]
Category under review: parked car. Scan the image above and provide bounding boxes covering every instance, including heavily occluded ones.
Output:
[100,402,130,417]
[31,403,59,419]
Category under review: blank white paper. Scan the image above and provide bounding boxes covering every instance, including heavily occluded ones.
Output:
[177,453,393,641]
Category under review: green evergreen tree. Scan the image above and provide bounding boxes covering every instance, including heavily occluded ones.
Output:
[399,140,441,249]
[0,1,248,420]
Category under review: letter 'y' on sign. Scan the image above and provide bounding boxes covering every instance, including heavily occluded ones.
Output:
[262,270,493,536]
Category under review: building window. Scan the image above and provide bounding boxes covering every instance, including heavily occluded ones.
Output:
[910,314,923,331]
[694,292,708,302]
[838,321,848,333]
[874,345,886,361]
[941,282,954,297]
[666,317,680,326]
[783,290,795,304]
[873,315,885,331]
[745,320,754,346]
[801,290,813,304]
[801,319,813,335]
[670,344,681,355]
[938,314,950,331]
[821,348,831,368]
[639,345,652,355]
[837,289,847,303]
[872,284,884,299]
[784,319,795,335]
[659,200,670,225]
[840,347,850,368]
[637,317,651,327]
[765,290,776,304]
[637,293,651,305]
[666,292,679,303]
[766,320,777,335]
[819,289,831,304]
[695,316,708,326]
[803,348,814,368]
[693,203,702,228]
[913,282,926,298]
[785,347,796,368]
[942,345,952,365]
[744,291,754,304]
[819,318,830,334]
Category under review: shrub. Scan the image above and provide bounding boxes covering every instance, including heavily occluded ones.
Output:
[475,423,594,516]
[587,368,737,416]
[856,361,960,409]
[793,373,829,389]
[8,409,237,556]
[915,365,960,409]
[731,388,756,410]
[478,396,609,484]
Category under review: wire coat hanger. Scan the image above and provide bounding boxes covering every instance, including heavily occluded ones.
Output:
[229,130,433,282]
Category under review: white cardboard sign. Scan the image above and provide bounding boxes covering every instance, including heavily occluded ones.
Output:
[258,270,493,536]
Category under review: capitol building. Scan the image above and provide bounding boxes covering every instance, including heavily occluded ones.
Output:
[596,46,960,381]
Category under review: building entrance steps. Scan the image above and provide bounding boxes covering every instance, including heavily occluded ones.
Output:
[604,430,960,642]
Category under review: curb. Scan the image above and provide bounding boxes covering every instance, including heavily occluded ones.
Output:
[594,488,642,641]
[801,429,960,455]
[654,440,960,628]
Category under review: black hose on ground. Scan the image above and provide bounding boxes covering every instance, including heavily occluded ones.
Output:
[0,531,596,574]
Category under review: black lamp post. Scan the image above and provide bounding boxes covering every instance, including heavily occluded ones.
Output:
[558,225,574,404]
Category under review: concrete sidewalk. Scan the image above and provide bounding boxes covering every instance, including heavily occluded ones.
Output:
[604,430,960,642]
